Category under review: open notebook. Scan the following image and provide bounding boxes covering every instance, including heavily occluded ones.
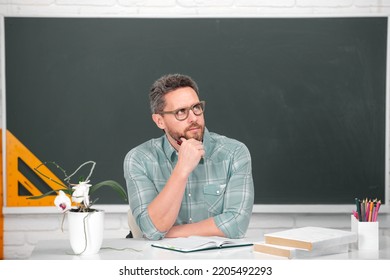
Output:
[151,236,253,253]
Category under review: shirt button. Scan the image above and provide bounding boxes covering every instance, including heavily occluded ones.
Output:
[188,193,191,197]
[216,190,220,194]
[189,218,193,222]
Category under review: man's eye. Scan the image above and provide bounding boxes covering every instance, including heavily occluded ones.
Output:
[193,104,202,111]
[176,108,187,115]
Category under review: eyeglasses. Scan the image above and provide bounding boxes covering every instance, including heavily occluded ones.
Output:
[159,101,206,121]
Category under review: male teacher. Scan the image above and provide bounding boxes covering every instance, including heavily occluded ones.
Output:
[124,74,254,240]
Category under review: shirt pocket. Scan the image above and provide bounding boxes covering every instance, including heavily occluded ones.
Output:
[203,184,226,215]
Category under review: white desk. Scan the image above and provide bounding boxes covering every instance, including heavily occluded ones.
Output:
[30,235,390,260]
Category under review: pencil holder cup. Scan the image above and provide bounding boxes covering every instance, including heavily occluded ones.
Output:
[351,215,379,250]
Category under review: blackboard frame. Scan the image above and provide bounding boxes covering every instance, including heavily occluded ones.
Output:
[1,16,389,213]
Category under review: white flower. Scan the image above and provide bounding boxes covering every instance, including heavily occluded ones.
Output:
[54,190,71,212]
[72,180,92,207]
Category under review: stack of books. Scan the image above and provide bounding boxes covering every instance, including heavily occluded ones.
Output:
[253,227,357,259]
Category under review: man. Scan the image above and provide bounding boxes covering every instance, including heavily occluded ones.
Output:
[124,74,254,240]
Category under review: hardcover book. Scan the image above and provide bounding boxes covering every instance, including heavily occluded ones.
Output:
[264,227,357,251]
[253,242,349,259]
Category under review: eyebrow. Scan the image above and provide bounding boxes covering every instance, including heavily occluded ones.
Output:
[165,101,200,112]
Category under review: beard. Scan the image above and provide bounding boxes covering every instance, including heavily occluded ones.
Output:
[166,123,205,142]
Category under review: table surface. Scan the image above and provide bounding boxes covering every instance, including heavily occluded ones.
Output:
[30,235,390,260]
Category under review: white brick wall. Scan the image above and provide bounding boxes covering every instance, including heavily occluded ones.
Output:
[1,0,390,259]
[1,0,390,16]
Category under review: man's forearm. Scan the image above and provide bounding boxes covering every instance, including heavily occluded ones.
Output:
[148,139,205,233]
[165,217,225,238]
[147,167,188,232]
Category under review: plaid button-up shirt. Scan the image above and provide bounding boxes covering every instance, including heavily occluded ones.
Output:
[124,128,254,240]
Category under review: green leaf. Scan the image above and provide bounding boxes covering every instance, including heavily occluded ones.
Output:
[90,180,128,202]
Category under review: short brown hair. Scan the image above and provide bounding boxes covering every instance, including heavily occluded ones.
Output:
[149,74,199,114]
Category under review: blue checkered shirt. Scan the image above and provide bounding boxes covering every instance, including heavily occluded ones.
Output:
[123,128,254,240]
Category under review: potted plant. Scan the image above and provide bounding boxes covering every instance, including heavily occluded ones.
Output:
[29,160,128,255]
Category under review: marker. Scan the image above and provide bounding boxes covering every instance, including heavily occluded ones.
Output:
[355,198,362,221]
[352,210,359,220]
[373,200,381,222]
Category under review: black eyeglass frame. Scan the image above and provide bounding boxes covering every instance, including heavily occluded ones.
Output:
[159,101,206,121]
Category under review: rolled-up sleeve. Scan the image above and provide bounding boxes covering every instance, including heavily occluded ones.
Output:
[123,148,167,240]
[213,143,254,238]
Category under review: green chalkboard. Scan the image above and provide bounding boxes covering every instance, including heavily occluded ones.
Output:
[5,17,387,205]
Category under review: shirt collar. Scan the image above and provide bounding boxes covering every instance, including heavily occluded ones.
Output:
[162,127,212,162]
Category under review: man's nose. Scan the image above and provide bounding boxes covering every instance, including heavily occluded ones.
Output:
[187,109,198,122]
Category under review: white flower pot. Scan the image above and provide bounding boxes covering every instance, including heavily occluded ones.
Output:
[67,210,104,255]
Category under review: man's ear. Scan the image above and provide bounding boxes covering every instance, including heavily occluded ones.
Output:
[152,113,165,130]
